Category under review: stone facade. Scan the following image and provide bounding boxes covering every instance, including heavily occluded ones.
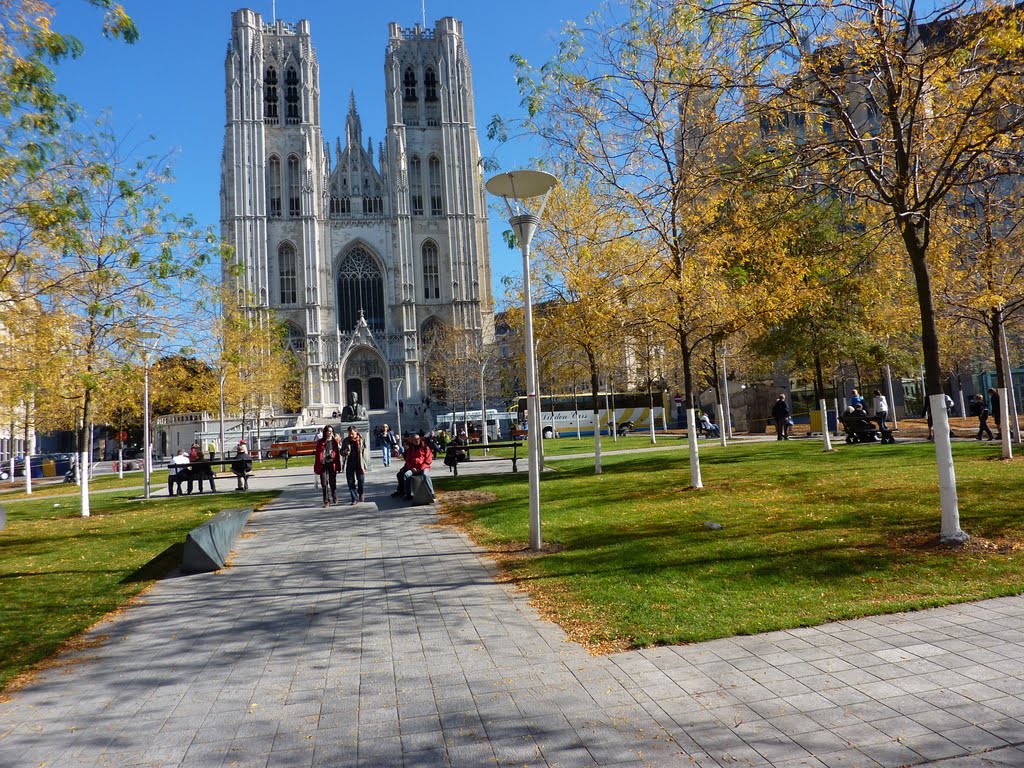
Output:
[221,11,494,421]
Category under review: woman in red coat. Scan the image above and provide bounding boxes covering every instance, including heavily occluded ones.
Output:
[313,425,342,507]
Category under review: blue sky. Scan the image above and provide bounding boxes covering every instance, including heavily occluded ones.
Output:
[50,0,597,298]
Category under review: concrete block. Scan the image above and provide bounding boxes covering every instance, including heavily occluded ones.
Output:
[181,507,253,573]
[407,475,434,506]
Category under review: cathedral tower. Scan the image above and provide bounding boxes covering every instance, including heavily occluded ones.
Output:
[221,12,494,422]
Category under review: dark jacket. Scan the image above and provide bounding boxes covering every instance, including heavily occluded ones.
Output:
[771,398,790,420]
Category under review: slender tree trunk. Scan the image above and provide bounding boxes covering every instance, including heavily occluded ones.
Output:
[990,306,1013,459]
[901,217,965,542]
[79,391,92,518]
[589,353,602,475]
[679,331,702,489]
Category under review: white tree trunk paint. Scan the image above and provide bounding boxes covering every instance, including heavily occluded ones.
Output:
[687,407,703,489]
[931,394,966,543]
[717,403,727,447]
[820,399,833,452]
[998,387,1012,460]
[594,428,602,475]
[80,449,90,517]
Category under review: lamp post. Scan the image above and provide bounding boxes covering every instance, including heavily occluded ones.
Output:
[137,332,160,500]
[485,170,557,552]
[393,378,405,438]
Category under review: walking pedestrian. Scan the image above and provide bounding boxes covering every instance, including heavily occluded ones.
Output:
[872,389,889,431]
[989,388,1002,439]
[314,425,342,507]
[772,393,791,441]
[380,423,398,468]
[341,426,369,504]
[973,394,994,440]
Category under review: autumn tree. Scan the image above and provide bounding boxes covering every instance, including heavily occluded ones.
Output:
[38,124,219,516]
[508,1,795,487]
[724,0,1024,540]
[0,1,136,302]
[214,293,303,454]
[530,178,642,472]
[934,174,1024,456]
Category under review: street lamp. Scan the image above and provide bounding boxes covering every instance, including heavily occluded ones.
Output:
[485,169,557,552]
[392,377,405,438]
[137,332,160,500]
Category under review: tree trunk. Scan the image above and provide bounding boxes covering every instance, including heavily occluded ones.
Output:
[679,332,702,489]
[79,391,92,518]
[813,351,825,403]
[901,217,965,542]
[989,306,1013,459]
[589,357,602,475]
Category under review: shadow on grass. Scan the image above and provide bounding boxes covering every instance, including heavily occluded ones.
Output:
[120,543,186,584]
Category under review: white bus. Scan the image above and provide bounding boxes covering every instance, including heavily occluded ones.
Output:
[434,409,513,441]
[512,391,669,438]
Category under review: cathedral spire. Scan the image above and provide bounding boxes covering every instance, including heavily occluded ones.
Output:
[345,90,363,150]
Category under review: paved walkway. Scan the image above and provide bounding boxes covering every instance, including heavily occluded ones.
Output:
[1,461,1023,767]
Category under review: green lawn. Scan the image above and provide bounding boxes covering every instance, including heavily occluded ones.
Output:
[0,489,278,691]
[434,439,1024,650]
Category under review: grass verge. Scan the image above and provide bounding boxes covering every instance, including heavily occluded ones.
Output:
[435,439,1023,653]
[0,489,278,692]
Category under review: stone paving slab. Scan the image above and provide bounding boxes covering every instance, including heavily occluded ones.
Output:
[0,461,1023,767]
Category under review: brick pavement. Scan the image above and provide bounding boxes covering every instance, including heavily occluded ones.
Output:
[1,460,1023,767]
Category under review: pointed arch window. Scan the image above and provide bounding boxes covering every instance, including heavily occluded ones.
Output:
[279,243,297,304]
[409,155,423,216]
[285,322,306,352]
[337,246,385,332]
[428,155,443,216]
[285,66,301,124]
[403,65,418,101]
[422,240,440,300]
[264,67,279,122]
[268,155,282,217]
[424,67,438,102]
[288,154,301,217]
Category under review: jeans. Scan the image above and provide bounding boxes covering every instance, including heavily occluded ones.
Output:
[875,411,888,431]
[381,445,391,467]
[346,468,365,501]
[320,467,337,502]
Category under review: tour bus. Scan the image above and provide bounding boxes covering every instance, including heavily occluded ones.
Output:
[512,391,668,438]
[434,409,513,442]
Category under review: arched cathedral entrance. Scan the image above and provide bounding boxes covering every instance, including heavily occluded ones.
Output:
[343,347,388,411]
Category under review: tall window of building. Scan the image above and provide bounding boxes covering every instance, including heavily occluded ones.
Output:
[422,241,440,300]
[268,155,282,217]
[424,67,438,102]
[403,65,417,100]
[337,246,385,332]
[288,154,301,217]
[264,67,279,122]
[409,156,423,216]
[285,66,300,124]
[279,243,297,304]
[428,156,443,216]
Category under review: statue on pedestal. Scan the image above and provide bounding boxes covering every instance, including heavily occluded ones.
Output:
[340,391,368,423]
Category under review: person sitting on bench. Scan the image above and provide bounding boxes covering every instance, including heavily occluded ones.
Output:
[231,441,253,490]
[168,449,190,496]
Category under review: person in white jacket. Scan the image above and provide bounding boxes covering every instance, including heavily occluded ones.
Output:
[872,390,889,431]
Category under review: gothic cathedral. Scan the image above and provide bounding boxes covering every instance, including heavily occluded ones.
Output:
[220,10,495,421]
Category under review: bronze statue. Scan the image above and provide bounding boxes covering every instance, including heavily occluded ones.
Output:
[340,391,368,421]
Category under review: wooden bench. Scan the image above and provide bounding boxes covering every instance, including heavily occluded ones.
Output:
[168,460,254,492]
[443,440,523,476]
